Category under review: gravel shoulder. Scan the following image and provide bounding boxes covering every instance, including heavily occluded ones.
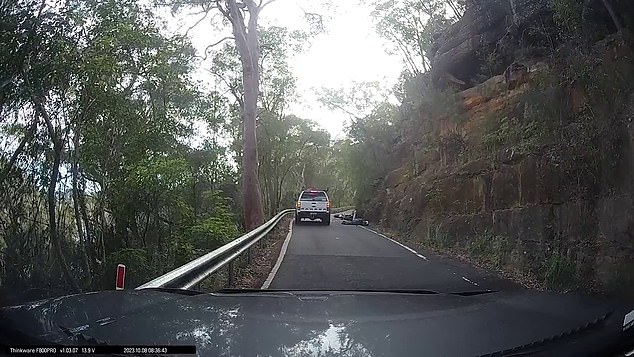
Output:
[232,217,292,289]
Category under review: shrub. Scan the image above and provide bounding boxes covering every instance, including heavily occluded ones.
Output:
[103,248,151,288]
[467,231,510,268]
[481,116,544,155]
[544,253,576,289]
[427,223,454,248]
[552,0,584,35]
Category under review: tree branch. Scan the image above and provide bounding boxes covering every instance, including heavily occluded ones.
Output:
[0,118,37,184]
[197,36,235,60]
[214,0,230,19]
[329,102,363,121]
[600,0,624,33]
[259,0,277,11]
[212,72,244,107]
[184,4,213,36]
[447,0,463,19]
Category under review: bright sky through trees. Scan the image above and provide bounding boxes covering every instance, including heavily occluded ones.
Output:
[165,0,403,140]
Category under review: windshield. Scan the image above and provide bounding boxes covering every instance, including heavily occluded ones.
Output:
[2,0,634,355]
[300,191,328,201]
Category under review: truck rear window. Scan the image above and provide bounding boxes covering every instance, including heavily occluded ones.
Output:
[300,191,328,201]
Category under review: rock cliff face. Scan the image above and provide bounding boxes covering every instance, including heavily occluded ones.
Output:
[431,0,634,88]
[369,0,634,297]
[431,0,553,87]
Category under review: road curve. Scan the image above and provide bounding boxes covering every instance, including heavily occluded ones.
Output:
[268,215,518,292]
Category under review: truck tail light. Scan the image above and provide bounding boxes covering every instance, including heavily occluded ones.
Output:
[296,201,301,209]
[327,201,331,209]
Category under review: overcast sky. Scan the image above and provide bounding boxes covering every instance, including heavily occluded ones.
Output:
[165,0,403,140]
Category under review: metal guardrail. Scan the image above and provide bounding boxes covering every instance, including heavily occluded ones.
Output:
[330,206,355,214]
[136,209,294,290]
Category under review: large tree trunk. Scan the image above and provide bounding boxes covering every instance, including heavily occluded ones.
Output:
[226,0,265,230]
[98,196,107,264]
[192,170,198,221]
[78,176,94,276]
[242,66,265,229]
[71,130,91,286]
[33,97,81,293]
[600,0,623,33]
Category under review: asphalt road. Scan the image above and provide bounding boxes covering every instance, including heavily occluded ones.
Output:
[268,214,519,292]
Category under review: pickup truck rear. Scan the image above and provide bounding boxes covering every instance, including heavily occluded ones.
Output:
[295,190,330,225]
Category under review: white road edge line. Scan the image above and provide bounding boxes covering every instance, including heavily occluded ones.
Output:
[360,226,428,261]
[461,276,479,286]
[416,253,428,261]
[261,219,294,289]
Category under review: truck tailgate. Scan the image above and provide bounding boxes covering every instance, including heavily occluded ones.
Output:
[299,200,328,212]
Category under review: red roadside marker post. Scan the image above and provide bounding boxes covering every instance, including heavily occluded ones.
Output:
[116,264,126,290]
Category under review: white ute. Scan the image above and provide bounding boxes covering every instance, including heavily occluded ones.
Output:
[295,189,331,225]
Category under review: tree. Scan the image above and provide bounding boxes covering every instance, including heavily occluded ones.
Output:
[0,0,241,298]
[2,0,85,292]
[166,0,330,229]
[257,114,330,214]
[316,82,402,210]
[367,0,461,75]
[554,0,627,37]
[213,0,272,230]
[317,81,390,120]
[163,0,273,230]
[209,24,314,217]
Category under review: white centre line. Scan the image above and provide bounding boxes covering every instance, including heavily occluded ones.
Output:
[360,226,428,261]
[261,219,294,289]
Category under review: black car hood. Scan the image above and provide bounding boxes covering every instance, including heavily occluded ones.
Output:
[0,289,632,356]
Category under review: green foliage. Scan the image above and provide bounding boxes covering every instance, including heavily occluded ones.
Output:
[439,130,469,164]
[467,231,511,268]
[544,253,576,290]
[0,0,243,295]
[257,113,332,215]
[424,184,443,205]
[182,217,238,249]
[475,46,506,82]
[311,83,397,211]
[104,248,151,287]
[342,102,401,211]
[562,43,634,110]
[173,235,196,268]
[368,0,461,74]
[427,223,454,249]
[426,88,465,123]
[317,81,390,120]
[481,116,544,155]
[129,157,190,193]
[552,0,585,35]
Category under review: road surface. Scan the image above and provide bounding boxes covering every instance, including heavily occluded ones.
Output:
[268,214,518,292]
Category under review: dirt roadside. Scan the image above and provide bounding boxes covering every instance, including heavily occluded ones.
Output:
[232,216,292,289]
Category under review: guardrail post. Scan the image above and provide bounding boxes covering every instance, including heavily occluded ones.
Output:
[246,246,252,265]
[227,260,234,287]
